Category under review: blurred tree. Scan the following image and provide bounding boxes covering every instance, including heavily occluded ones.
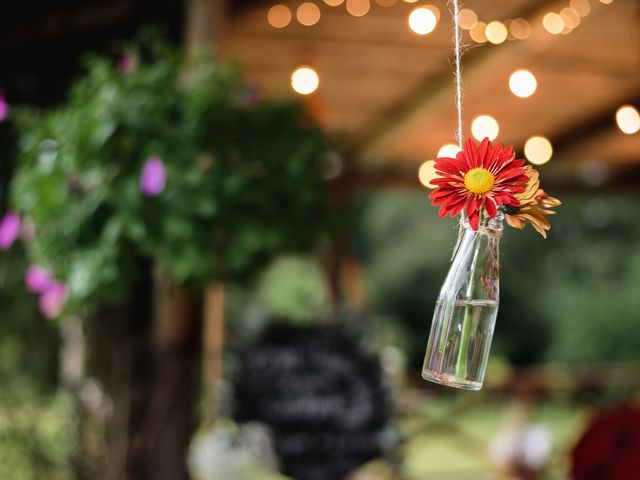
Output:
[9,32,335,480]
[0,249,72,479]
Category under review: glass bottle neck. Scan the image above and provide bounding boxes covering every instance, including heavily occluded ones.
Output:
[440,212,502,302]
[459,211,504,237]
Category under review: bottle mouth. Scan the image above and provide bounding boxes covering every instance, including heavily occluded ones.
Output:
[460,212,504,236]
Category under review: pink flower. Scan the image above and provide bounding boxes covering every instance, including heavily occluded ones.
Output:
[118,53,138,74]
[0,92,8,122]
[0,212,20,250]
[140,156,166,196]
[25,266,53,293]
[38,281,68,319]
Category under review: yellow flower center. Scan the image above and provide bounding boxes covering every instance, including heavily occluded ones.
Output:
[464,168,495,195]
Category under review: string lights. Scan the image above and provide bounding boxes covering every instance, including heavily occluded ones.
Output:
[263,0,623,177]
[485,21,508,44]
[616,105,640,135]
[346,0,370,17]
[408,6,438,35]
[437,144,461,158]
[418,160,439,188]
[297,2,321,26]
[509,70,537,98]
[524,136,553,165]
[543,12,565,35]
[291,67,320,94]
[267,4,292,28]
[471,115,500,142]
[508,18,531,39]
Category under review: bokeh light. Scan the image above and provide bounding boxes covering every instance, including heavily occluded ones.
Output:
[346,0,370,16]
[509,70,537,98]
[509,18,531,39]
[437,144,461,158]
[324,0,344,5]
[267,5,292,29]
[458,9,478,30]
[485,21,508,44]
[524,136,553,165]
[297,3,321,26]
[616,105,640,134]
[569,0,591,17]
[543,13,565,35]
[560,7,581,29]
[375,0,397,7]
[291,66,320,95]
[418,160,439,188]
[471,115,500,141]
[408,7,438,35]
[469,21,488,43]
[425,5,440,22]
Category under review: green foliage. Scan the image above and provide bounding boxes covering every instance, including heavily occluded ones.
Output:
[0,250,72,478]
[0,249,60,388]
[536,196,640,363]
[11,32,332,315]
[255,255,329,323]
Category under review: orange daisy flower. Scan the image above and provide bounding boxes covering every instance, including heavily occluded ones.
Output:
[504,166,561,238]
[429,138,528,230]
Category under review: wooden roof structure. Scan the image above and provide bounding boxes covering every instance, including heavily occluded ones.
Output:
[1,0,637,189]
[224,0,639,188]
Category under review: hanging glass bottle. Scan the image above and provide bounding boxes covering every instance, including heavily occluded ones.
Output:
[422,212,503,390]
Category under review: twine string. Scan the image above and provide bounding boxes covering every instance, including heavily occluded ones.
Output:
[450,0,463,149]
[449,0,466,258]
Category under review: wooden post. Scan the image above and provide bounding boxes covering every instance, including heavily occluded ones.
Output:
[184,0,229,54]
[203,284,225,421]
[341,256,368,311]
[134,267,198,480]
[184,0,230,425]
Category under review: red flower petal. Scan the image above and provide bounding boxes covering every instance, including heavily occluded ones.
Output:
[465,195,479,217]
[468,210,480,230]
[448,198,466,217]
[484,196,497,217]
[463,138,478,169]
[434,157,463,176]
[477,138,491,168]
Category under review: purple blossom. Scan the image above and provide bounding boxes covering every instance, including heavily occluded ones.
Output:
[38,281,68,319]
[0,92,8,122]
[118,53,138,74]
[0,212,20,250]
[25,266,53,293]
[140,156,166,196]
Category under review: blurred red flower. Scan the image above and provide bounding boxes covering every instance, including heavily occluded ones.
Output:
[571,405,640,480]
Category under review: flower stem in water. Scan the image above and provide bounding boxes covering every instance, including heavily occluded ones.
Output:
[456,303,472,378]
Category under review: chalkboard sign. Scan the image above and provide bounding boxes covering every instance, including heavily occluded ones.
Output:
[233,322,390,480]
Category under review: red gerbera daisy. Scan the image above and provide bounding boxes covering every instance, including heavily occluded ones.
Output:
[429,137,529,230]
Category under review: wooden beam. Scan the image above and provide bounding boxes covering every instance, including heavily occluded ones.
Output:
[550,94,640,154]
